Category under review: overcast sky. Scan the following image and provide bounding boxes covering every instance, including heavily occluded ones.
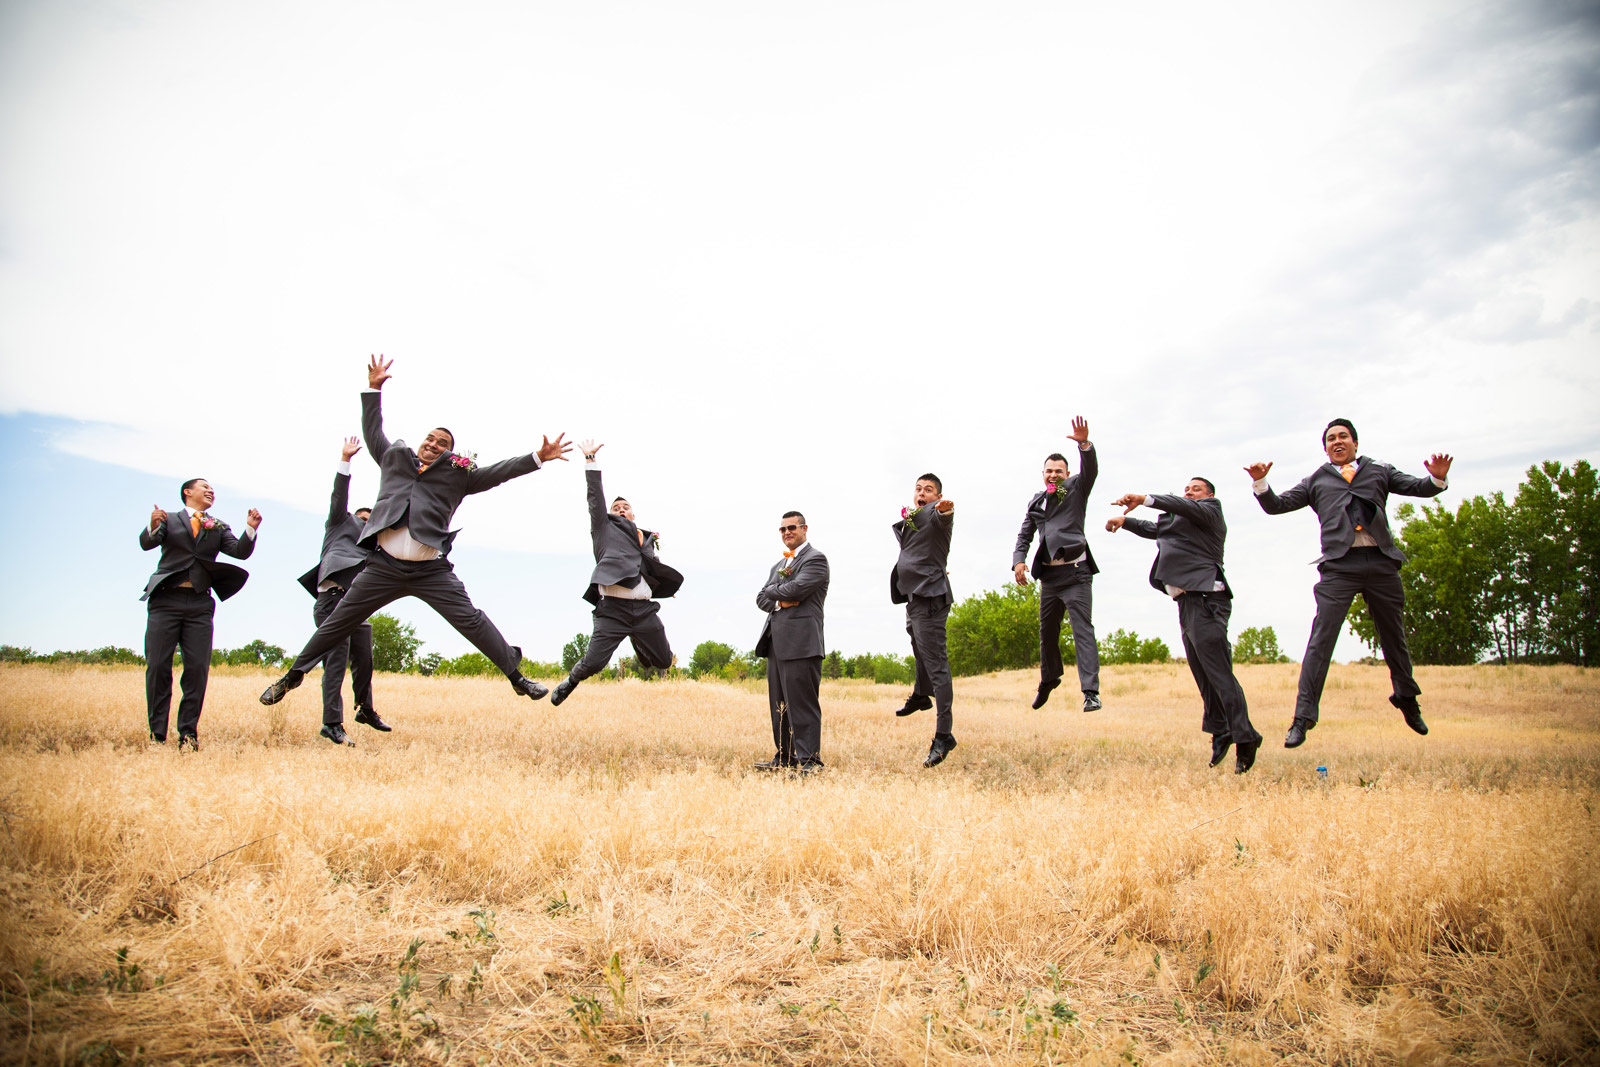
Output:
[1,1,1596,679]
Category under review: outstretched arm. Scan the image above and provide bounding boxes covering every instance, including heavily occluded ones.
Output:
[328,437,359,528]
[1145,493,1223,533]
[1389,453,1453,496]
[1245,461,1310,515]
[1071,416,1097,492]
[581,440,606,544]
[1106,514,1159,540]
[361,356,394,461]
[465,433,572,494]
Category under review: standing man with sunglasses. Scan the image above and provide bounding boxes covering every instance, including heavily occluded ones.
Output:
[753,512,830,772]
[550,440,683,705]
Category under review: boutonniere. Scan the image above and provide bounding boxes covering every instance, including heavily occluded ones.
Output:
[449,452,479,472]
[900,505,921,532]
[1045,481,1068,498]
[197,516,226,534]
[650,532,661,551]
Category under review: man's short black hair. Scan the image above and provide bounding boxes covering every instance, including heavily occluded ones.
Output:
[917,473,943,494]
[612,496,628,506]
[1324,418,1357,445]
[354,507,373,518]
[783,510,806,525]
[180,477,206,500]
[1044,452,1069,471]
[1190,476,1216,495]
[433,426,455,449]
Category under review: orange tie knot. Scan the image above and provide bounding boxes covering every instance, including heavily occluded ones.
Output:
[1340,463,1357,483]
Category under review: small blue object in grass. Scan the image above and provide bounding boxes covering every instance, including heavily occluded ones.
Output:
[1316,766,1328,779]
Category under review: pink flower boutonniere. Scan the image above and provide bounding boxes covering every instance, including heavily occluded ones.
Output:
[449,452,479,473]
[900,505,921,532]
[1046,481,1068,498]
[198,516,226,534]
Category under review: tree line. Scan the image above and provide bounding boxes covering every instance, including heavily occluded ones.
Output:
[1346,460,1596,666]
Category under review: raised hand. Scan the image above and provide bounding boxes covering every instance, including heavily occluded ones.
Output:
[1069,416,1090,445]
[340,436,362,462]
[935,498,955,514]
[1244,461,1273,481]
[1109,492,1146,514]
[538,433,575,463]
[246,508,263,530]
[1013,562,1030,586]
[367,354,394,390]
[779,600,799,609]
[580,438,604,461]
[149,505,168,530]
[1424,453,1453,481]
[1106,516,1126,533]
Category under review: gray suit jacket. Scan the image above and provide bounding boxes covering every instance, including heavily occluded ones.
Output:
[582,467,665,605]
[139,510,255,600]
[298,470,371,596]
[1013,444,1099,578]
[891,504,954,603]
[1256,456,1444,564]
[1122,494,1229,596]
[359,389,542,555]
[754,543,830,660]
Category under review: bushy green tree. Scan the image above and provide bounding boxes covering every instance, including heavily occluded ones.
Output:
[688,641,737,679]
[560,633,590,673]
[867,653,916,685]
[1099,628,1171,665]
[212,639,286,668]
[369,612,422,673]
[823,651,843,679]
[434,651,496,676]
[947,583,1072,676]
[1233,626,1288,664]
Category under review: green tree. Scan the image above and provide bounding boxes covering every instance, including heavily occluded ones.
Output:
[435,652,496,676]
[843,653,875,679]
[369,612,422,673]
[946,583,1073,676]
[688,640,736,679]
[418,652,443,676]
[868,653,916,685]
[560,633,590,672]
[213,639,286,668]
[1233,626,1288,664]
[823,651,843,679]
[1515,459,1599,665]
[1099,628,1171,665]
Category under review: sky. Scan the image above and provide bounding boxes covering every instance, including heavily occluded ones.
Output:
[1,0,1596,674]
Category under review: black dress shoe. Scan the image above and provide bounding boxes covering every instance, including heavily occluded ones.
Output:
[896,694,933,717]
[1391,695,1428,735]
[259,669,304,705]
[178,734,199,753]
[1234,740,1259,774]
[1284,718,1314,748]
[1032,678,1060,710]
[550,677,576,706]
[353,706,391,732]
[1209,734,1232,767]
[1082,691,1102,713]
[793,760,825,776]
[752,754,791,771]
[923,733,957,768]
[511,676,549,701]
[320,723,353,746]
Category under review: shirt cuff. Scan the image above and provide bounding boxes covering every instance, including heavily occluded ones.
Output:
[1144,494,1155,508]
[241,525,257,540]
[1431,476,1447,489]
[585,458,600,470]
[1079,441,1093,451]
[1252,479,1269,494]
[362,388,378,394]
[337,460,351,475]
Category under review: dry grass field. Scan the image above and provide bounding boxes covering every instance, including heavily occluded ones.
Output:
[0,661,1596,1066]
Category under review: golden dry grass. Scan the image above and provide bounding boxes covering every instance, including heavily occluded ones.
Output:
[0,661,1597,1066]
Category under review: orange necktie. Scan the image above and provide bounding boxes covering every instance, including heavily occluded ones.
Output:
[417,462,430,475]
[190,512,202,538]
[1340,463,1357,483]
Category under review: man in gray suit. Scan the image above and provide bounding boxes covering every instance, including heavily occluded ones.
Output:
[1248,418,1453,747]
[295,436,389,745]
[1013,416,1101,711]
[753,511,830,772]
[261,355,572,711]
[892,474,958,767]
[550,440,682,705]
[139,479,262,750]
[1106,478,1262,773]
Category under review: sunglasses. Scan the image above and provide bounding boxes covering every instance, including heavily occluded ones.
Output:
[777,524,804,533]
